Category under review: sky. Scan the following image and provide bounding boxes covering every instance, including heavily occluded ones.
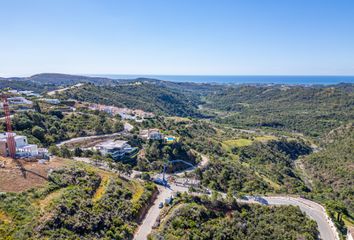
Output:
[0,0,354,77]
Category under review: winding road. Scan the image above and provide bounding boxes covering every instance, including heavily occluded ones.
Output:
[56,122,133,147]
[133,153,340,240]
[263,196,339,240]
[58,133,340,240]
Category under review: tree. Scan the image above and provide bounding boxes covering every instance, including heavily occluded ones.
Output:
[103,121,112,134]
[48,145,60,156]
[49,110,64,119]
[33,101,42,113]
[60,146,72,158]
[74,147,83,157]
[326,200,348,222]
[13,115,33,131]
[95,123,104,135]
[32,126,45,141]
[211,190,221,208]
[226,188,238,209]
[113,121,124,132]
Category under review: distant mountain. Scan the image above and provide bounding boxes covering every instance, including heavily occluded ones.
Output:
[1,73,121,86]
[0,73,220,94]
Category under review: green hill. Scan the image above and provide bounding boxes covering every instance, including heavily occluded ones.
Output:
[206,84,354,137]
[56,83,203,117]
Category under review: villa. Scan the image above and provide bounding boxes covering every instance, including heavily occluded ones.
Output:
[147,129,163,140]
[7,97,33,105]
[94,140,136,160]
[0,132,39,157]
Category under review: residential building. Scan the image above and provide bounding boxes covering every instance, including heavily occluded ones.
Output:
[94,140,135,160]
[148,129,163,140]
[7,97,33,105]
[139,129,149,139]
[40,98,61,104]
[19,90,41,97]
[0,132,39,157]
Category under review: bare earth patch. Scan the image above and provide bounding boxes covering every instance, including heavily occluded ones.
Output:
[0,157,69,193]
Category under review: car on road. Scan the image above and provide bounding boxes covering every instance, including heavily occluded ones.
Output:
[159,202,164,208]
[254,196,268,205]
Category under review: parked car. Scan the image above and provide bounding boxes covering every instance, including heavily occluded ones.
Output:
[159,202,164,208]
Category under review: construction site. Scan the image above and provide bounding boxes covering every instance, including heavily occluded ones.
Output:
[0,93,58,193]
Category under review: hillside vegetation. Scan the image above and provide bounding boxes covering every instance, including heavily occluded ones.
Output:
[2,110,123,147]
[0,163,156,240]
[201,139,312,195]
[57,83,203,117]
[150,196,319,240]
[206,84,354,137]
[303,124,354,216]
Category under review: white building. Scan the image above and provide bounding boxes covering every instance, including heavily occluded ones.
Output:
[18,90,41,97]
[0,133,38,157]
[8,97,33,105]
[40,98,61,104]
[94,140,134,160]
[148,129,163,140]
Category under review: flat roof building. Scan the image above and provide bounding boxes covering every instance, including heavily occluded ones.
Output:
[0,132,38,157]
[94,140,134,160]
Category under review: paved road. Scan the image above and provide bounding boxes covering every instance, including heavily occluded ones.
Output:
[56,134,339,240]
[56,122,133,147]
[263,196,339,240]
[134,186,171,240]
[56,132,122,147]
[174,154,209,176]
[47,83,83,96]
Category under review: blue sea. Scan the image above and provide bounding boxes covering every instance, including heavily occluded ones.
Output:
[88,75,354,85]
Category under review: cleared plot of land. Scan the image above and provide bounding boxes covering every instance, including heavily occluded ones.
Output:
[222,135,277,151]
[0,157,69,193]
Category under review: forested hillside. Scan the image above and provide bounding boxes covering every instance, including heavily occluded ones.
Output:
[3,110,123,147]
[201,139,312,195]
[303,124,354,216]
[0,79,56,93]
[0,73,119,86]
[57,83,203,117]
[206,84,354,137]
